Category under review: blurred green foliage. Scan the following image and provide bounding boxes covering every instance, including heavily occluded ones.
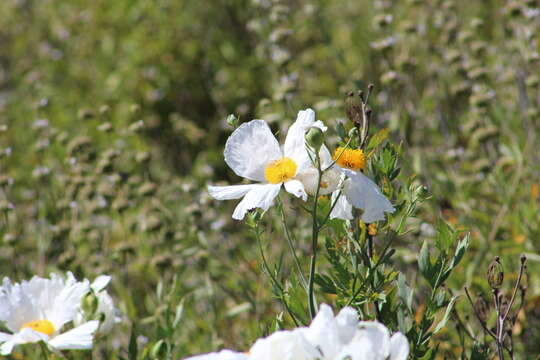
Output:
[0,0,539,358]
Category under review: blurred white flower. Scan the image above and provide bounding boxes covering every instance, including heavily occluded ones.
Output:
[75,275,119,336]
[187,349,248,360]
[208,109,321,220]
[186,304,408,360]
[0,272,99,355]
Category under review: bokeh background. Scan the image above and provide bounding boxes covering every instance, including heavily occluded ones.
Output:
[0,0,539,358]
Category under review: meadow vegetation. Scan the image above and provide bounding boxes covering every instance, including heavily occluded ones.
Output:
[0,0,539,358]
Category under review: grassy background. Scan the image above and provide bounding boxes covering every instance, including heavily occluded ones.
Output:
[0,0,539,358]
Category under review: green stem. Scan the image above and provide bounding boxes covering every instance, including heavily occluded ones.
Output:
[308,150,322,319]
[277,196,307,288]
[39,342,50,360]
[254,220,300,326]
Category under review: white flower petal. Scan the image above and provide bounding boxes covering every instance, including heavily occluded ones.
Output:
[47,320,99,350]
[208,184,259,200]
[284,179,307,201]
[232,184,281,220]
[283,109,317,172]
[0,328,49,355]
[250,329,318,360]
[0,332,12,342]
[301,304,341,359]
[46,277,90,330]
[329,190,353,220]
[91,275,111,293]
[356,322,392,358]
[224,120,282,182]
[335,306,358,344]
[343,170,394,223]
[0,340,14,355]
[390,333,409,360]
[186,349,248,360]
[319,145,333,168]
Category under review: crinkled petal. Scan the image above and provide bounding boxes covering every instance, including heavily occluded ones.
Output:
[283,109,318,172]
[390,333,409,360]
[250,329,319,360]
[343,170,395,223]
[284,179,307,201]
[224,120,282,182]
[232,184,281,220]
[319,144,333,168]
[208,184,260,200]
[91,275,111,293]
[335,306,359,344]
[186,349,249,360]
[47,320,99,350]
[357,321,391,357]
[329,190,353,220]
[301,304,341,359]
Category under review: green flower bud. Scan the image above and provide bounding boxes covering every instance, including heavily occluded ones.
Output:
[226,114,239,128]
[305,127,324,151]
[82,293,99,316]
[487,256,504,289]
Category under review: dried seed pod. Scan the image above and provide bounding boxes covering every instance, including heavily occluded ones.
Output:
[487,256,504,289]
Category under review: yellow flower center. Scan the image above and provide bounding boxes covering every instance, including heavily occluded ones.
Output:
[21,320,56,336]
[368,223,378,236]
[333,147,366,171]
[264,157,297,184]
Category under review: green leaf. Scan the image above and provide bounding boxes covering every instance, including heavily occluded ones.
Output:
[433,296,458,334]
[367,128,389,150]
[397,273,413,312]
[172,299,185,328]
[418,241,431,280]
[435,221,455,253]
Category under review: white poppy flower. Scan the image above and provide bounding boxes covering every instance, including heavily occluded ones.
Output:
[0,272,99,355]
[74,275,119,336]
[209,110,320,220]
[185,304,408,360]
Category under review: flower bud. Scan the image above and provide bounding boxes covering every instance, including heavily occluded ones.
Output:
[487,256,504,289]
[226,114,239,128]
[82,293,99,316]
[305,127,324,151]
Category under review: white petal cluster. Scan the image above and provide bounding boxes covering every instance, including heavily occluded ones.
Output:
[209,110,322,220]
[185,304,409,360]
[0,272,113,355]
[208,108,394,222]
